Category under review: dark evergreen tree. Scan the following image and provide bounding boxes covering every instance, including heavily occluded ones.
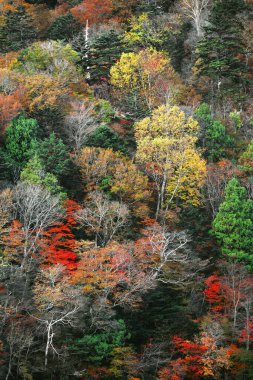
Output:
[0,6,37,53]
[72,30,125,83]
[37,133,71,178]
[46,14,81,41]
[196,0,247,102]
[85,125,128,154]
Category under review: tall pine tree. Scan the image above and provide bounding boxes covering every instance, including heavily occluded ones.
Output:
[0,5,37,53]
[196,0,247,103]
[212,178,253,268]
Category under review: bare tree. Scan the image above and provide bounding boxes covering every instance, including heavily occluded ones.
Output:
[64,100,97,152]
[12,182,62,268]
[203,161,238,219]
[32,266,82,366]
[77,191,130,246]
[114,224,208,308]
[5,318,34,380]
[179,0,210,37]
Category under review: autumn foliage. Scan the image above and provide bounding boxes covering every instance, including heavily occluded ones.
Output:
[40,200,79,271]
[71,0,113,26]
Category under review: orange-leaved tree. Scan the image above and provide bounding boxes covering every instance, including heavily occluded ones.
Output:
[71,0,113,26]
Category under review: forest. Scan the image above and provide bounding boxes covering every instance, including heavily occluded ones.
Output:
[1,0,253,379]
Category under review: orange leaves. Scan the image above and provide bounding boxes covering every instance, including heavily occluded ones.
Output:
[159,331,235,380]
[0,91,22,133]
[72,242,130,293]
[71,0,113,26]
[3,220,26,264]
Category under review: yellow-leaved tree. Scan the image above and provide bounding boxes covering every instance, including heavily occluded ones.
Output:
[76,147,151,219]
[134,105,206,218]
[110,49,185,114]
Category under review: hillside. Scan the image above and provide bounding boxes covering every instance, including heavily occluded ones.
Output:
[1,0,253,379]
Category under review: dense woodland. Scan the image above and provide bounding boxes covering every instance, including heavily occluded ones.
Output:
[1,0,253,378]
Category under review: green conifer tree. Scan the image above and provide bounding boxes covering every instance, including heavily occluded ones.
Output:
[0,6,37,53]
[212,178,253,267]
[0,115,39,181]
[196,0,247,102]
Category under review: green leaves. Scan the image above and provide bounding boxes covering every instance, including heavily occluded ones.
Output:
[195,103,233,161]
[86,125,128,154]
[212,178,253,268]
[68,320,128,364]
[0,115,39,180]
[196,0,247,100]
[36,132,71,178]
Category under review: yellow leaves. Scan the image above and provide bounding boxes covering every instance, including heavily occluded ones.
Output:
[110,346,139,378]
[110,49,185,110]
[134,105,206,208]
[110,52,139,90]
[135,105,199,141]
[13,72,64,111]
[166,148,206,207]
[77,147,151,218]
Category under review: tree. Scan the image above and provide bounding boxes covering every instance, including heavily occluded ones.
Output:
[159,319,235,379]
[0,91,22,134]
[239,139,253,175]
[32,265,81,366]
[195,103,233,161]
[68,319,128,365]
[12,40,80,83]
[76,147,151,218]
[110,49,186,115]
[47,13,80,41]
[134,105,206,217]
[204,262,253,347]
[73,241,130,294]
[123,13,171,49]
[37,132,71,178]
[196,0,247,103]
[77,191,129,246]
[0,188,12,251]
[14,73,66,112]
[0,1,37,53]
[212,178,253,267]
[85,29,125,84]
[40,200,79,271]
[10,41,81,111]
[179,0,210,37]
[1,115,39,181]
[9,182,62,269]
[20,155,66,198]
[204,159,241,218]
[86,124,128,154]
[70,0,113,26]
[64,100,97,152]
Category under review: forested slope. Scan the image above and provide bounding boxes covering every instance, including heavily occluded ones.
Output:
[1,0,253,379]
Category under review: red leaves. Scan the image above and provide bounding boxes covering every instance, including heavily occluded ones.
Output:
[204,275,225,312]
[71,0,113,26]
[172,336,208,354]
[40,200,79,272]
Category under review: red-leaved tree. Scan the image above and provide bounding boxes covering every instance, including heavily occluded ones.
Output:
[40,200,79,271]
